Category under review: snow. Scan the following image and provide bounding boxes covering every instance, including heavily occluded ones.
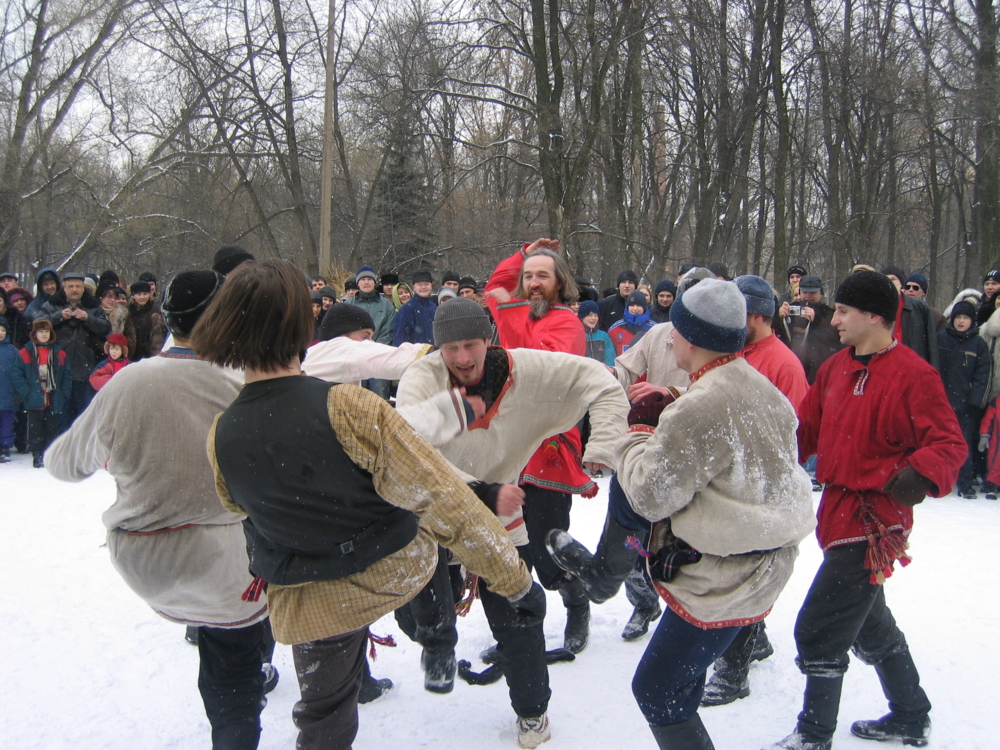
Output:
[4,461,998,750]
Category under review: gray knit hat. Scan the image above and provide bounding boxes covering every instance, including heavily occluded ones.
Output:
[670,278,747,353]
[433,297,493,345]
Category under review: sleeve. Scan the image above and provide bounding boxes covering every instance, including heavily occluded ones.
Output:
[124,315,136,354]
[980,402,995,435]
[600,332,617,367]
[536,313,586,355]
[55,351,72,401]
[44,384,114,482]
[41,305,64,326]
[613,330,649,387]
[392,304,412,347]
[774,357,810,412]
[615,395,735,521]
[12,350,30,399]
[925,305,939,369]
[303,339,431,384]
[328,385,532,600]
[970,339,992,408]
[84,307,111,336]
[796,371,825,463]
[376,302,396,345]
[89,360,113,391]
[901,371,969,496]
[395,388,472,446]
[484,246,527,295]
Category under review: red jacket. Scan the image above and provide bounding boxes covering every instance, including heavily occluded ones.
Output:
[797,341,966,578]
[979,402,1000,486]
[89,356,130,391]
[741,333,809,411]
[486,245,593,495]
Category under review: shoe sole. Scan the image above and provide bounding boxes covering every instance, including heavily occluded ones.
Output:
[700,685,750,707]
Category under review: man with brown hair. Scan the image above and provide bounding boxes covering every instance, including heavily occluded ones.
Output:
[484,239,595,654]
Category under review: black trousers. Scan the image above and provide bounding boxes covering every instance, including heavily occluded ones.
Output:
[479,545,551,719]
[521,485,572,591]
[197,620,269,750]
[393,546,459,656]
[954,406,982,493]
[291,627,369,750]
[25,407,59,454]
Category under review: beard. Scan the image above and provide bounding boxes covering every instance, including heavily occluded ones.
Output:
[529,298,552,320]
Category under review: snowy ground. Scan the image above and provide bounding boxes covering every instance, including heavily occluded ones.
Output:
[4,455,998,750]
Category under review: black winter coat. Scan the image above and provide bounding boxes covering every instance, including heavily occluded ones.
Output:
[37,291,111,381]
[937,325,992,413]
[3,308,30,347]
[900,296,940,368]
[598,293,627,331]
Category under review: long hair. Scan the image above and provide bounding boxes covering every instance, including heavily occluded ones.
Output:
[191,259,313,372]
[512,249,579,304]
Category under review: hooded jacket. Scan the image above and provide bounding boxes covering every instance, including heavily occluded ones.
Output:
[13,338,71,412]
[937,322,991,413]
[0,321,20,410]
[392,293,437,346]
[346,289,397,345]
[24,267,61,321]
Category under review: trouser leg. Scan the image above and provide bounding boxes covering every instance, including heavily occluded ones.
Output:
[197,620,267,750]
[701,623,759,705]
[521,485,573,591]
[291,627,368,750]
[395,547,459,653]
[793,543,890,742]
[631,607,739,728]
[955,407,981,492]
[624,558,660,611]
[479,547,550,719]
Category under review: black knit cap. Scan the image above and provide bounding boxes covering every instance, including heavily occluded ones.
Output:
[138,271,157,284]
[952,301,977,321]
[616,269,639,286]
[162,270,224,337]
[130,281,151,295]
[212,245,255,276]
[442,270,460,284]
[834,270,899,322]
[412,270,433,285]
[433,297,493,345]
[881,264,907,282]
[787,265,807,280]
[458,276,477,292]
[318,303,375,341]
[984,269,1000,285]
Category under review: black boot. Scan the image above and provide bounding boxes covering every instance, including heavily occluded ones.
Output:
[0,446,10,463]
[358,656,393,704]
[421,648,457,693]
[851,650,931,746]
[545,509,637,604]
[751,621,774,662]
[778,675,842,749]
[560,577,590,654]
[621,601,661,641]
[649,713,715,750]
[32,452,43,468]
[701,623,757,707]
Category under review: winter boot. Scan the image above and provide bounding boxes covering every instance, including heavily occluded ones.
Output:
[0,446,10,463]
[850,714,930,746]
[545,510,637,604]
[751,622,774,662]
[262,663,279,695]
[621,601,662,641]
[32,452,43,468]
[421,648,457,693]
[185,625,199,645]
[780,674,842,750]
[358,658,393,705]
[559,577,590,654]
[701,623,758,707]
[649,713,715,750]
[517,712,551,748]
[850,650,931,745]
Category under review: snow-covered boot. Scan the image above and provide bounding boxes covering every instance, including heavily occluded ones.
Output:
[773,675,842,750]
[545,509,636,604]
[517,712,551,748]
[751,622,774,661]
[262,663,279,695]
[185,625,199,645]
[850,714,930,746]
[701,624,758,707]
[649,714,715,749]
[421,648,457,693]
[621,601,661,641]
[358,659,393,704]
[32,452,43,468]
[0,446,10,463]
[762,732,830,750]
[560,578,590,654]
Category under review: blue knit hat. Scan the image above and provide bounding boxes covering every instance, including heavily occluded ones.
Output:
[625,290,649,312]
[735,275,776,317]
[670,278,747,354]
[356,265,377,282]
[905,272,928,293]
[654,279,676,297]
[578,300,599,319]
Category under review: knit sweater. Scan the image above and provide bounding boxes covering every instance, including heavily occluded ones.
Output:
[616,357,815,626]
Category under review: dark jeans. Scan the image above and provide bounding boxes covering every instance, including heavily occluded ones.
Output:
[291,627,369,750]
[197,620,269,750]
[632,608,740,727]
[479,545,551,719]
[954,406,982,492]
[362,378,391,400]
[26,407,59,454]
[60,379,94,431]
[795,543,919,677]
[521,485,572,591]
[0,409,13,448]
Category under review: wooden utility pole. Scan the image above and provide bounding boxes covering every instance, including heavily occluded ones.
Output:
[318,0,336,275]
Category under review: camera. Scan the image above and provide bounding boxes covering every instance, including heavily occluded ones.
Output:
[787,305,803,316]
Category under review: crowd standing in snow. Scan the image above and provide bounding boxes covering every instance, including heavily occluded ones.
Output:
[3,243,983,749]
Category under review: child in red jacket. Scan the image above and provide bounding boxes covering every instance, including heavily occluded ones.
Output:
[89,333,131,391]
[978,399,1000,499]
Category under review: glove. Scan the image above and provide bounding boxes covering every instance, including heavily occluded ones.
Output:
[509,582,547,622]
[979,434,990,453]
[882,466,935,507]
[626,388,678,427]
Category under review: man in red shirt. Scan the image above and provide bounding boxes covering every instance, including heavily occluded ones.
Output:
[486,239,595,654]
[767,271,966,750]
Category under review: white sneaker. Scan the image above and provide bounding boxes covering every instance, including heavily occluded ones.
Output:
[517,713,551,748]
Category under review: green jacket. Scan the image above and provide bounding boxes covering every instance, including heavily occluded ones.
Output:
[347,291,397,345]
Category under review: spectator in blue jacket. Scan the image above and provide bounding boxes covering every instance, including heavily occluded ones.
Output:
[392,270,437,346]
[579,300,615,367]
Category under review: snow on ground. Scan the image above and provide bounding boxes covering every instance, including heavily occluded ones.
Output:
[3,457,998,750]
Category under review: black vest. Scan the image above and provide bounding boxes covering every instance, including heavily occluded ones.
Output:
[214,376,418,585]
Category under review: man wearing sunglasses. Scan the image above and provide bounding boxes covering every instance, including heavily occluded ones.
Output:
[903,273,946,332]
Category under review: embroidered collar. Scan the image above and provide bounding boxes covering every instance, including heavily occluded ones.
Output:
[688,353,738,384]
[850,339,897,395]
[159,346,201,360]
